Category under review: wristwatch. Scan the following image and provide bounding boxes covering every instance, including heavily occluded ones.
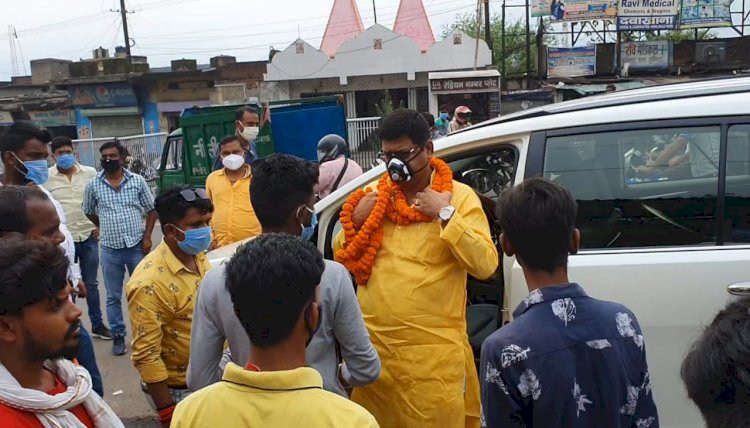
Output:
[439,205,456,222]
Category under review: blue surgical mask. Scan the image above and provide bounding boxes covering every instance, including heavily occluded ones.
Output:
[173,225,212,255]
[13,153,49,185]
[299,206,317,241]
[56,154,76,170]
[440,112,449,120]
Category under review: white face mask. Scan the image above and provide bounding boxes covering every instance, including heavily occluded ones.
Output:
[222,154,245,171]
[240,125,259,142]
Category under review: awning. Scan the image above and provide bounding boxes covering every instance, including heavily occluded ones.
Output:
[157,100,212,113]
[556,81,646,95]
[79,106,140,117]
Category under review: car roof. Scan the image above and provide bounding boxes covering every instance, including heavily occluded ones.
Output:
[316,75,750,213]
[458,75,750,134]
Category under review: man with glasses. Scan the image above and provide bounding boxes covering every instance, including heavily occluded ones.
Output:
[83,141,157,356]
[334,110,498,427]
[127,186,213,427]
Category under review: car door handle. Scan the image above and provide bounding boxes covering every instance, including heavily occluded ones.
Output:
[727,281,750,296]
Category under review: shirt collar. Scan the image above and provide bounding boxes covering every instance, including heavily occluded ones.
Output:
[51,164,81,176]
[157,241,208,275]
[222,362,323,392]
[98,168,132,180]
[513,283,588,319]
[219,164,251,179]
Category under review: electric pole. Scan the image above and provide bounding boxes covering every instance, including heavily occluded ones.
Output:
[373,0,378,24]
[120,0,131,58]
[483,0,492,62]
[525,0,531,88]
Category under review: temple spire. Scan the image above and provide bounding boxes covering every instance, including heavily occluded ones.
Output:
[320,0,365,57]
[393,0,435,52]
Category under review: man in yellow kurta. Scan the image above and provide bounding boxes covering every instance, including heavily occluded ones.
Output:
[205,136,262,248]
[335,110,499,427]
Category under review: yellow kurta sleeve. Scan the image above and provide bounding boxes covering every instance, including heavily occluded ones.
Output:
[127,281,173,384]
[439,182,499,280]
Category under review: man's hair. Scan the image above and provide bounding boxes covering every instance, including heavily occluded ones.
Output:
[0,233,69,317]
[235,106,259,122]
[225,233,324,347]
[380,109,430,148]
[682,298,750,428]
[99,141,127,157]
[50,136,74,153]
[497,177,578,273]
[421,112,435,128]
[0,186,50,234]
[0,122,52,156]
[250,154,319,229]
[154,185,214,228]
[219,135,241,149]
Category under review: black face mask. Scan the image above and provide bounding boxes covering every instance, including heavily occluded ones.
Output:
[387,148,428,183]
[101,159,121,173]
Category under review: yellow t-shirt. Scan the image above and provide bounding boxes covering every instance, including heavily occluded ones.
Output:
[126,241,212,386]
[172,363,379,427]
[205,166,262,247]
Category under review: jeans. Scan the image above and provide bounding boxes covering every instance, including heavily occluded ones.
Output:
[77,326,104,396]
[100,242,144,337]
[75,235,103,329]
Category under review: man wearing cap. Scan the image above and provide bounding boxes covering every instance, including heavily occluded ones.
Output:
[449,106,473,134]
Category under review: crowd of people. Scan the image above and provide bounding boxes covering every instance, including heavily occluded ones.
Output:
[0,109,746,428]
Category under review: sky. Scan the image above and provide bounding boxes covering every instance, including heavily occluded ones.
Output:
[0,0,495,80]
[1,0,746,80]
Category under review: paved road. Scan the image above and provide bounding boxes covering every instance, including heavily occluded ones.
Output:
[78,228,165,427]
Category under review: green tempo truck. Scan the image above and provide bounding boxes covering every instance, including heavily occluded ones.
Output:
[157,95,348,191]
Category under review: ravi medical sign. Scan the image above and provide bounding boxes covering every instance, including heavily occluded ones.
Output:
[680,0,733,28]
[621,41,672,69]
[547,47,597,78]
[617,0,679,30]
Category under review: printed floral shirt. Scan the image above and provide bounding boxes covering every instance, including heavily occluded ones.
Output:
[126,241,211,386]
[479,283,659,428]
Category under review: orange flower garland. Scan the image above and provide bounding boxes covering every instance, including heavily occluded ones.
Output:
[335,157,453,285]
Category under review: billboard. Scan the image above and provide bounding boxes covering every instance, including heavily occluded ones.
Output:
[69,83,138,108]
[680,0,733,28]
[621,40,673,69]
[617,0,679,30]
[547,46,597,78]
[561,0,618,20]
[531,0,553,17]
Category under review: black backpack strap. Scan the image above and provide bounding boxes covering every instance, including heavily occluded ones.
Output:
[331,158,349,193]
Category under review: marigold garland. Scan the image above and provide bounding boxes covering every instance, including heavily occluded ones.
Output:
[335,157,453,285]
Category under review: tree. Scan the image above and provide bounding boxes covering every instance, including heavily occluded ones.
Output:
[442,12,555,77]
[641,28,716,43]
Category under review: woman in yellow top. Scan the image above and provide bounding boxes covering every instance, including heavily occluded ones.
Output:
[335,110,499,428]
[205,136,262,248]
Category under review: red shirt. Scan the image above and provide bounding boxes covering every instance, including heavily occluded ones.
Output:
[0,376,95,428]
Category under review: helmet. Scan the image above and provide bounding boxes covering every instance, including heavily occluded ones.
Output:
[455,105,472,115]
[317,134,348,163]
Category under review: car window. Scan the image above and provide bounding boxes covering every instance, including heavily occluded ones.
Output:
[544,127,721,249]
[164,137,183,171]
[724,125,750,244]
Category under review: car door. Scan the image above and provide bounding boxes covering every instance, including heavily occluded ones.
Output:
[511,116,750,428]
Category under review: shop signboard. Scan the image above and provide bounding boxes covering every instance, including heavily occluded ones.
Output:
[430,76,500,94]
[28,110,74,128]
[617,0,679,30]
[69,83,138,108]
[621,40,672,69]
[561,0,618,21]
[0,111,13,126]
[680,0,733,28]
[547,46,597,78]
[531,0,553,17]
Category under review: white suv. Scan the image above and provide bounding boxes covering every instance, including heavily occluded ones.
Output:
[208,76,750,427]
